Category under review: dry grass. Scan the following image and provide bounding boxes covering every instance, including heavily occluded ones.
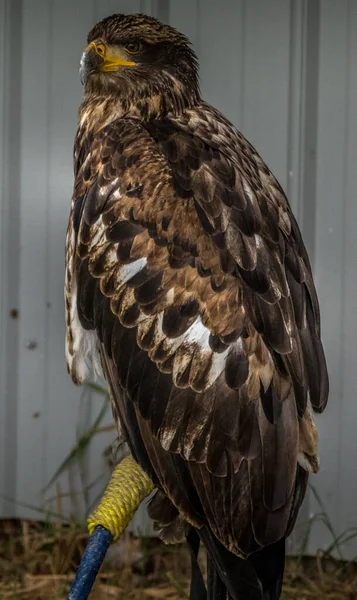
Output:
[1,520,357,599]
[3,386,355,598]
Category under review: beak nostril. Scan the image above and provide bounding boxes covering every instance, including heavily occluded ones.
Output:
[87,41,106,56]
[96,44,105,56]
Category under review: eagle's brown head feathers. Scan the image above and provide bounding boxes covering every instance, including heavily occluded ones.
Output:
[80,13,200,119]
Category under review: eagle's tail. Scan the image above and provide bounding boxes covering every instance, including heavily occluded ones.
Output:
[249,537,285,599]
[148,490,285,599]
[198,527,285,600]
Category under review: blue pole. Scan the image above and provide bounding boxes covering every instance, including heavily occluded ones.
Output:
[67,526,112,600]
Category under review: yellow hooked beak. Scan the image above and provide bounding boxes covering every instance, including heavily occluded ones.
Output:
[87,41,136,71]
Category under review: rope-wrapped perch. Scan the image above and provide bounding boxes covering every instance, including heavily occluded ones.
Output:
[67,455,154,600]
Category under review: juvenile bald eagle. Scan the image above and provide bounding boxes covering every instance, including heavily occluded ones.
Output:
[65,13,328,600]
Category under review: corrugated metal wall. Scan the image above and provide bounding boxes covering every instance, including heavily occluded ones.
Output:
[0,0,356,556]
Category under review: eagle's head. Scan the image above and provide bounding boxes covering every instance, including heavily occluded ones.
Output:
[80,13,200,118]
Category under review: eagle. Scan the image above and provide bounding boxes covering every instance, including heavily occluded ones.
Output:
[65,13,328,600]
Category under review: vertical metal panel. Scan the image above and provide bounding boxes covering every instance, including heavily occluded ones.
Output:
[240,0,292,189]
[308,0,357,558]
[0,0,8,515]
[95,0,142,21]
[168,0,199,47]
[338,0,357,553]
[15,0,53,518]
[196,0,245,127]
[0,0,22,517]
[296,0,320,261]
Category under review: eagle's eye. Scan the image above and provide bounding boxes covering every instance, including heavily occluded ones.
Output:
[125,41,141,54]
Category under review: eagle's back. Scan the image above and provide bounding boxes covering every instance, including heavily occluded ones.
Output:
[65,101,328,557]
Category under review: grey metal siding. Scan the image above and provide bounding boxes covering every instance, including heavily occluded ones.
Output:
[0,0,356,556]
[0,0,22,518]
[309,0,357,557]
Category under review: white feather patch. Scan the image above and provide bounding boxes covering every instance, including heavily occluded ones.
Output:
[205,347,229,387]
[243,180,254,202]
[66,282,102,383]
[183,317,210,348]
[171,317,227,390]
[298,397,320,473]
[88,215,106,250]
[118,258,147,285]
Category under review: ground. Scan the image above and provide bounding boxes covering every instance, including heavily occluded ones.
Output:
[1,520,356,599]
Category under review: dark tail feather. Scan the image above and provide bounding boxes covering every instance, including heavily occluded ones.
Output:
[198,527,263,600]
[198,527,285,600]
[186,528,207,600]
[249,539,285,600]
[207,553,227,600]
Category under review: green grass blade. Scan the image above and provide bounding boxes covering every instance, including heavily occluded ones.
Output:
[42,399,109,493]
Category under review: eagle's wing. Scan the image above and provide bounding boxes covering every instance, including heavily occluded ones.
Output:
[65,107,328,556]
